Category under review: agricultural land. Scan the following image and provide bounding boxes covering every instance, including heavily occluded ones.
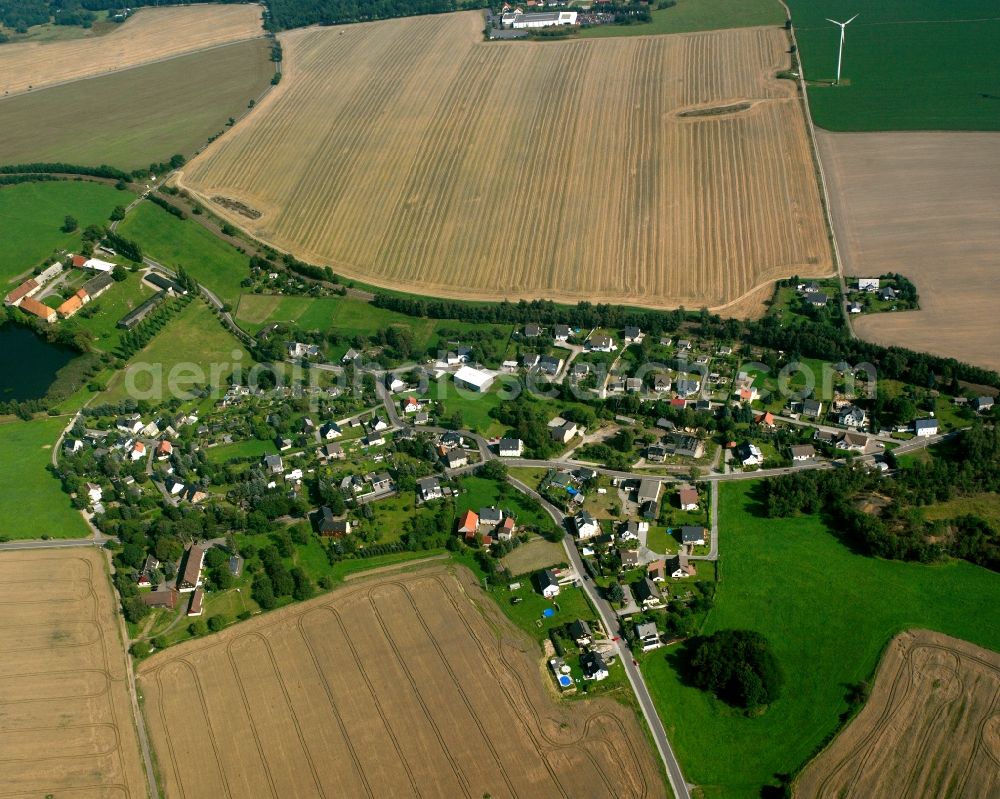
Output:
[0,548,148,796]
[0,180,131,286]
[138,563,664,798]
[0,38,274,170]
[789,0,1000,131]
[640,480,1000,798]
[819,130,1000,372]
[0,3,263,97]
[177,11,831,311]
[796,629,1000,799]
[0,417,89,539]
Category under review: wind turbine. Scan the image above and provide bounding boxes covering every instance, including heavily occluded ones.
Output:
[826,13,859,84]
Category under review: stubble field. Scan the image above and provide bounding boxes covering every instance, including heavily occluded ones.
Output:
[818,130,1000,371]
[0,549,148,796]
[138,564,664,798]
[178,12,830,311]
[0,3,263,97]
[797,629,1000,798]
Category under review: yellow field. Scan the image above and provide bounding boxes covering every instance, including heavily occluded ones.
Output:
[0,548,148,797]
[177,12,830,311]
[138,564,664,798]
[797,630,1000,798]
[0,4,263,97]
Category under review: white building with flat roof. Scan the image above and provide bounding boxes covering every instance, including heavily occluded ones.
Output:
[454,366,494,392]
[505,10,578,28]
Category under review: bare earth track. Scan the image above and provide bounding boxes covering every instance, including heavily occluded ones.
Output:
[818,130,1000,372]
[0,4,263,97]
[796,629,1000,799]
[138,563,665,798]
[0,549,148,797]
[177,12,830,311]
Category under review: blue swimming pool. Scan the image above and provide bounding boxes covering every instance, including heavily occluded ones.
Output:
[558,674,573,688]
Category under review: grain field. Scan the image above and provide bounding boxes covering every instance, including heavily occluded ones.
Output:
[0,4,263,97]
[138,563,665,798]
[177,11,830,311]
[818,130,1000,372]
[796,629,1000,798]
[0,548,148,797]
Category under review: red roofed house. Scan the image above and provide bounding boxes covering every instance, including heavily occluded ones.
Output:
[457,509,479,540]
[678,487,699,511]
[497,516,516,542]
[19,296,57,324]
[754,411,775,428]
[187,587,205,617]
[57,294,84,319]
[177,545,205,592]
[130,440,146,461]
[670,397,687,409]
[157,440,173,460]
[4,278,39,307]
[738,386,759,402]
[71,254,88,268]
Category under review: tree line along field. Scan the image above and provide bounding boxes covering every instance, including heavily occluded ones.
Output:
[789,0,1000,131]
[138,564,665,798]
[177,11,831,312]
[796,629,1000,799]
[0,38,273,171]
[0,549,148,795]
[641,480,1000,798]
[0,3,263,97]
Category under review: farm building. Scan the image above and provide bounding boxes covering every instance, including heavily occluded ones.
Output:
[4,279,39,307]
[57,294,85,319]
[177,545,205,592]
[187,588,205,617]
[118,290,167,330]
[144,271,188,295]
[454,366,494,392]
[504,10,578,29]
[81,257,115,273]
[81,272,115,300]
[18,296,56,323]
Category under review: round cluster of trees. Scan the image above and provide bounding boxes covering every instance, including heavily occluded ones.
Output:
[687,629,783,710]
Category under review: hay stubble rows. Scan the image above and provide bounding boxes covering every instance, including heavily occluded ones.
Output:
[179,12,831,311]
[138,564,664,798]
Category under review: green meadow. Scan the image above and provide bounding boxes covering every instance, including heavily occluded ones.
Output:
[643,480,1000,798]
[577,0,783,38]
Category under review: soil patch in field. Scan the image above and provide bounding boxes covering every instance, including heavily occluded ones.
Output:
[0,549,148,796]
[178,12,830,312]
[818,130,1000,372]
[138,563,664,798]
[0,4,263,97]
[797,629,1000,798]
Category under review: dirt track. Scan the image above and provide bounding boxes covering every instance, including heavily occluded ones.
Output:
[818,130,1000,371]
[0,4,263,97]
[177,12,830,312]
[0,549,148,797]
[796,629,1000,798]
[138,563,665,798]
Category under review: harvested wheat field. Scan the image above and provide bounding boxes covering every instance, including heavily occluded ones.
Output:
[0,4,263,97]
[796,629,1000,799]
[178,12,830,311]
[819,130,1000,372]
[138,563,664,798]
[0,548,148,797]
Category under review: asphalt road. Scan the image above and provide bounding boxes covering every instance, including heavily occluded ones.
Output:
[507,475,692,799]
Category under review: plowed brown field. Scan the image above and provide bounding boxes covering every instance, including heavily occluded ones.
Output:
[818,130,1000,372]
[796,630,1000,799]
[177,12,830,311]
[0,4,263,97]
[0,548,148,797]
[138,563,665,798]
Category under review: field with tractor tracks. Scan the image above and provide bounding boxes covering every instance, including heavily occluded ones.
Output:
[797,629,1000,798]
[178,11,830,312]
[0,548,148,796]
[138,563,664,798]
[0,3,263,97]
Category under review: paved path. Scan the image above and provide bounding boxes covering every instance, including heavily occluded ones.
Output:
[506,475,692,799]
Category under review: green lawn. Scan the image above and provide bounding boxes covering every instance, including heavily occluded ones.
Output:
[488,581,595,639]
[99,300,251,403]
[577,0,783,38]
[0,418,89,539]
[118,201,250,307]
[0,39,273,169]
[791,0,1000,130]
[62,272,156,353]
[456,475,554,532]
[642,480,1000,798]
[430,377,508,437]
[0,181,132,286]
[204,437,277,463]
